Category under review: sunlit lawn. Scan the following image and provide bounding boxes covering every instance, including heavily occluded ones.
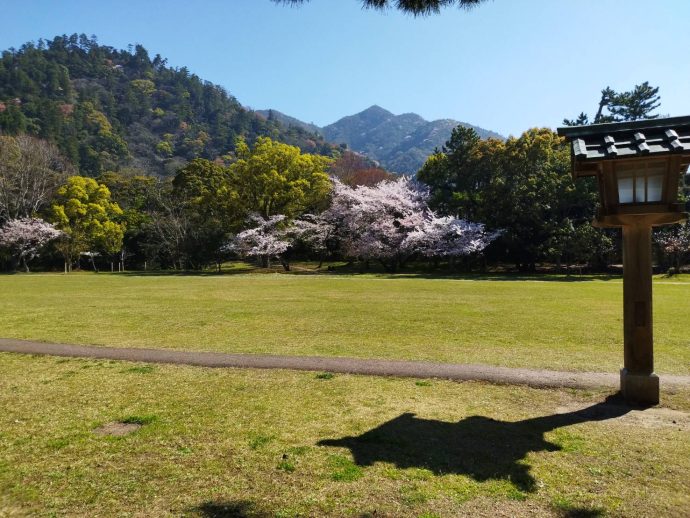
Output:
[0,269,689,374]
[1,353,688,517]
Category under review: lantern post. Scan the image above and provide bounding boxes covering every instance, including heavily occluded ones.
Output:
[558,117,690,405]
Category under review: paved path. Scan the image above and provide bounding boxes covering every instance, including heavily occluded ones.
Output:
[2,337,690,390]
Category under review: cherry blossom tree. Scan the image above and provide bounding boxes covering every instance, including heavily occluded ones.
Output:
[232,214,292,270]
[0,217,63,272]
[320,177,497,272]
[287,213,340,267]
[231,177,497,273]
[406,215,499,259]
[322,177,427,271]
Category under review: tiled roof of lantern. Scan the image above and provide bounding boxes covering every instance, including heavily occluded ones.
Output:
[557,116,690,177]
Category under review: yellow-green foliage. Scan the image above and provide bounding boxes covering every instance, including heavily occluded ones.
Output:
[49,176,125,260]
[155,140,173,157]
[83,102,114,137]
[231,136,333,218]
[130,79,156,96]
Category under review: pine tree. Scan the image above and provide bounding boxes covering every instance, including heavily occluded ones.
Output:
[563,82,661,126]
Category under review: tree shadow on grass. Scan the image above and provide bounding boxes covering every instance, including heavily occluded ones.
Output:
[192,499,270,518]
[318,395,634,492]
[112,270,620,284]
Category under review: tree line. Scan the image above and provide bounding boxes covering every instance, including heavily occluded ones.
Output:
[1,81,687,274]
[0,133,496,273]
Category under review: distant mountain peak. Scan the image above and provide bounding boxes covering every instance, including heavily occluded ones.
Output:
[361,104,393,116]
[322,107,503,174]
[257,105,503,175]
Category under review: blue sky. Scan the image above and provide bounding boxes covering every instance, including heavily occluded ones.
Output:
[2,0,690,137]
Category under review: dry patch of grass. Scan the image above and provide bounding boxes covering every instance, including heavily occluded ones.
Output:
[1,353,688,516]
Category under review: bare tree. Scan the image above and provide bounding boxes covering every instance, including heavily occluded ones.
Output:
[146,182,193,270]
[0,135,71,223]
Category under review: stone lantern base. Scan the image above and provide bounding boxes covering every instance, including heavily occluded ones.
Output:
[620,369,659,405]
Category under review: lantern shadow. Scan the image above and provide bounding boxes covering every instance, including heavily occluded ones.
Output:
[318,395,631,492]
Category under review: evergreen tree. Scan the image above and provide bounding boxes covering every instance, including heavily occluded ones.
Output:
[563,82,661,126]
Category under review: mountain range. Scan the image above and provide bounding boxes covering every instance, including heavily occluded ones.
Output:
[0,34,502,178]
[258,105,503,174]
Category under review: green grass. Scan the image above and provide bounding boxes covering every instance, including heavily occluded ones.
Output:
[0,271,689,373]
[0,353,688,516]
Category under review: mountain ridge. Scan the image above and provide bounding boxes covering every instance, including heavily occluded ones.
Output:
[0,34,338,177]
[258,104,504,174]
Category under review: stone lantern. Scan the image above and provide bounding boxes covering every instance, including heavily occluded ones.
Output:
[558,116,690,404]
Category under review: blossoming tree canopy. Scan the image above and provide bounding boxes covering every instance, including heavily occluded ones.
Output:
[0,217,62,272]
[232,214,292,269]
[232,176,498,272]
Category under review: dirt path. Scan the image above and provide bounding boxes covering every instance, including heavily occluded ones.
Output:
[2,337,690,390]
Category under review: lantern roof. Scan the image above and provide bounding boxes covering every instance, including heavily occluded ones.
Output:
[557,116,690,176]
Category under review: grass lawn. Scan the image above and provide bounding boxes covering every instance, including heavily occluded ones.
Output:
[1,353,689,517]
[0,271,689,374]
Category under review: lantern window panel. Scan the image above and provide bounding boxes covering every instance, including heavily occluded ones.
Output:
[615,161,667,204]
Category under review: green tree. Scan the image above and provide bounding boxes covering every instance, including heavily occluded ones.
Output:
[563,82,661,126]
[486,129,593,270]
[418,126,606,271]
[609,82,661,121]
[98,171,156,269]
[171,158,242,269]
[230,136,332,219]
[49,176,125,271]
[417,126,502,220]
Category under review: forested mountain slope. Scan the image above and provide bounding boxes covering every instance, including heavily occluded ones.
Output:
[322,105,503,174]
[0,34,336,176]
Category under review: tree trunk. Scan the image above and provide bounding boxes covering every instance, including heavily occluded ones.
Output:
[90,255,99,273]
[21,255,30,273]
[379,259,397,273]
